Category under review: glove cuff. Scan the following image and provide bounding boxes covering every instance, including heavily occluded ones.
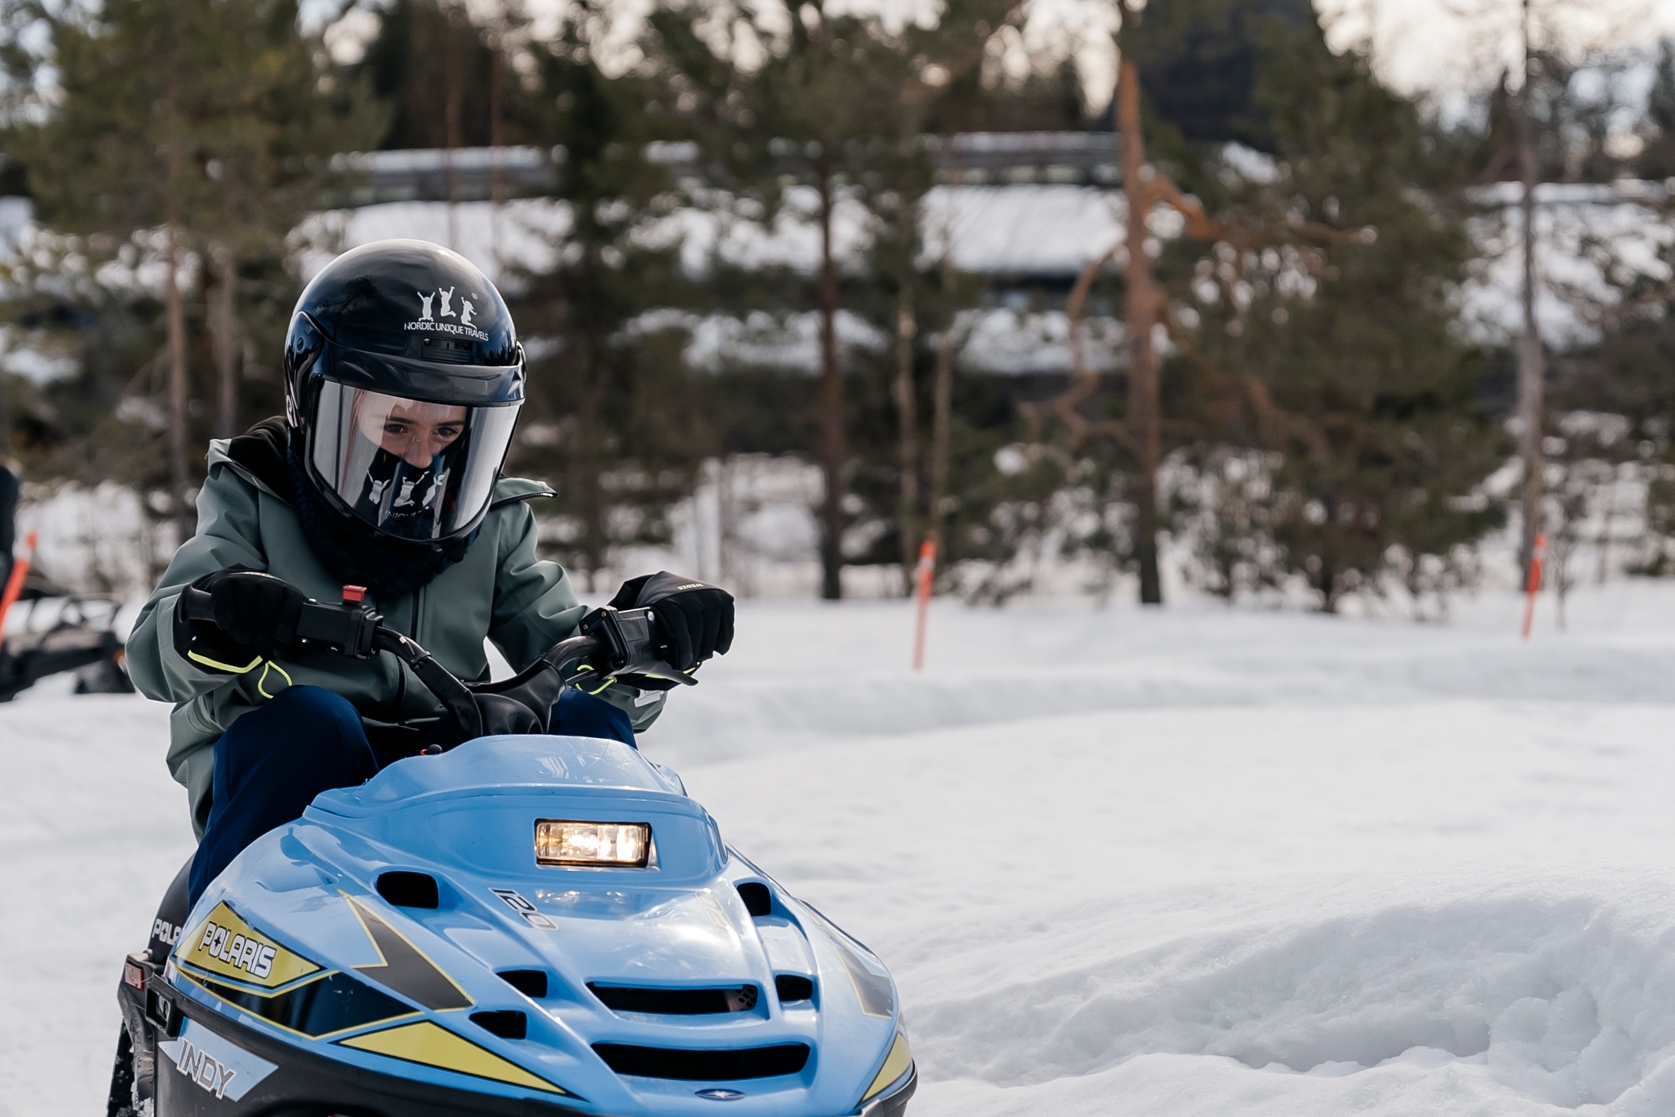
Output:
[608,574,653,610]
[172,591,263,676]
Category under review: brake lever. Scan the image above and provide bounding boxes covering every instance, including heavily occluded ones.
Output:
[579,606,698,687]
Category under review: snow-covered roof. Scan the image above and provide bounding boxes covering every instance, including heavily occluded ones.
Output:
[319,136,1122,208]
[922,185,1128,276]
[304,184,1135,284]
[19,175,1669,383]
[1466,181,1675,348]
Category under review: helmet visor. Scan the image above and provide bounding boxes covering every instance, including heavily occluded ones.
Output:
[307,381,520,543]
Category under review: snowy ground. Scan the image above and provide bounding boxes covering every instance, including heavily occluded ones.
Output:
[6,584,1675,1115]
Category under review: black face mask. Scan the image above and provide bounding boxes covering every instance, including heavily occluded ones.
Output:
[352,448,453,542]
[287,443,474,600]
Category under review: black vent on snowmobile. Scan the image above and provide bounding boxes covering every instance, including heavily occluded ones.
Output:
[498,969,549,998]
[592,1042,811,1080]
[589,983,759,1015]
[775,975,815,1003]
[376,871,439,909]
[736,882,772,917]
[471,1010,528,1039]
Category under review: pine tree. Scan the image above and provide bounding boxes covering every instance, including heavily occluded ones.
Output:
[502,7,707,588]
[1166,28,1505,611]
[646,0,1014,598]
[4,0,380,532]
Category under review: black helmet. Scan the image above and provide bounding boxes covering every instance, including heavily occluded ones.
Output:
[284,240,525,550]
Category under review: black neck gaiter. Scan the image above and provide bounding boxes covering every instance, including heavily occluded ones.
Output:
[286,443,467,600]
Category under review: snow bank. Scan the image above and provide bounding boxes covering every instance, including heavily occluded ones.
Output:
[648,591,1675,763]
[909,871,1675,1114]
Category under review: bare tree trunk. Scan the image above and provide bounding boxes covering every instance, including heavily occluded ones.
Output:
[576,385,608,591]
[928,257,956,551]
[1596,468,1617,584]
[1317,552,1338,614]
[1554,523,1570,631]
[443,5,462,252]
[717,456,736,590]
[210,245,239,440]
[816,158,847,600]
[163,75,192,544]
[165,229,191,544]
[1517,0,1546,581]
[892,216,920,592]
[489,29,505,252]
[1117,45,1164,605]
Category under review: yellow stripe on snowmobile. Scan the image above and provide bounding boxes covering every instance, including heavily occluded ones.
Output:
[177,901,321,990]
[339,1021,569,1094]
[861,1032,912,1102]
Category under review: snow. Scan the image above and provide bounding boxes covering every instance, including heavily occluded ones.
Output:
[7,583,1675,1115]
[11,482,172,603]
[1466,182,1675,348]
[920,185,1126,276]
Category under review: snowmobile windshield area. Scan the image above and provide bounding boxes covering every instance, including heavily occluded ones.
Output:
[308,381,519,542]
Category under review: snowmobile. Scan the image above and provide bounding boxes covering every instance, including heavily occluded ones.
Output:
[0,534,133,703]
[109,588,916,1117]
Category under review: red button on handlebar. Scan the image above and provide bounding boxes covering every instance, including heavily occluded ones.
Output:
[342,585,367,604]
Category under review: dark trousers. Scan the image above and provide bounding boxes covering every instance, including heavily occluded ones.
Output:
[188,684,636,905]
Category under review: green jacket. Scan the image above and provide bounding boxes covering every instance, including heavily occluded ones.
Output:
[127,436,663,835]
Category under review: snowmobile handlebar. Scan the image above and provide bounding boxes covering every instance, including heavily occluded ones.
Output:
[178,582,684,715]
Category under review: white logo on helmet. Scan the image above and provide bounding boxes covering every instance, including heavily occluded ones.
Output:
[406,287,488,342]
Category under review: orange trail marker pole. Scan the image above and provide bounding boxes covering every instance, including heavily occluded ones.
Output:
[911,538,937,673]
[1520,531,1546,642]
[0,530,39,643]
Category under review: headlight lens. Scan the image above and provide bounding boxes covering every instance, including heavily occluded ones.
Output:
[535,820,650,867]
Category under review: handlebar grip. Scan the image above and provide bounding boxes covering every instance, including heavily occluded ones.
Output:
[179,585,216,623]
[183,580,378,659]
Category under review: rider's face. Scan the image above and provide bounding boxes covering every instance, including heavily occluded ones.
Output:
[357,393,467,468]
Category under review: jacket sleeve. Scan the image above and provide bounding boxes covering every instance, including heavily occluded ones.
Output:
[487,501,666,733]
[125,468,269,705]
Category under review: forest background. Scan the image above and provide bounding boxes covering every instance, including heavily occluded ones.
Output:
[0,0,1669,617]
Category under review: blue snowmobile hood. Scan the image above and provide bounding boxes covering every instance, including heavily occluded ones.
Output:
[165,735,914,1116]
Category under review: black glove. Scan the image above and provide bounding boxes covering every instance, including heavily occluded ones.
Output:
[609,571,735,675]
[173,568,306,673]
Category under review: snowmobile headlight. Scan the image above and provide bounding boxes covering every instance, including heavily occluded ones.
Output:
[536,820,650,867]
